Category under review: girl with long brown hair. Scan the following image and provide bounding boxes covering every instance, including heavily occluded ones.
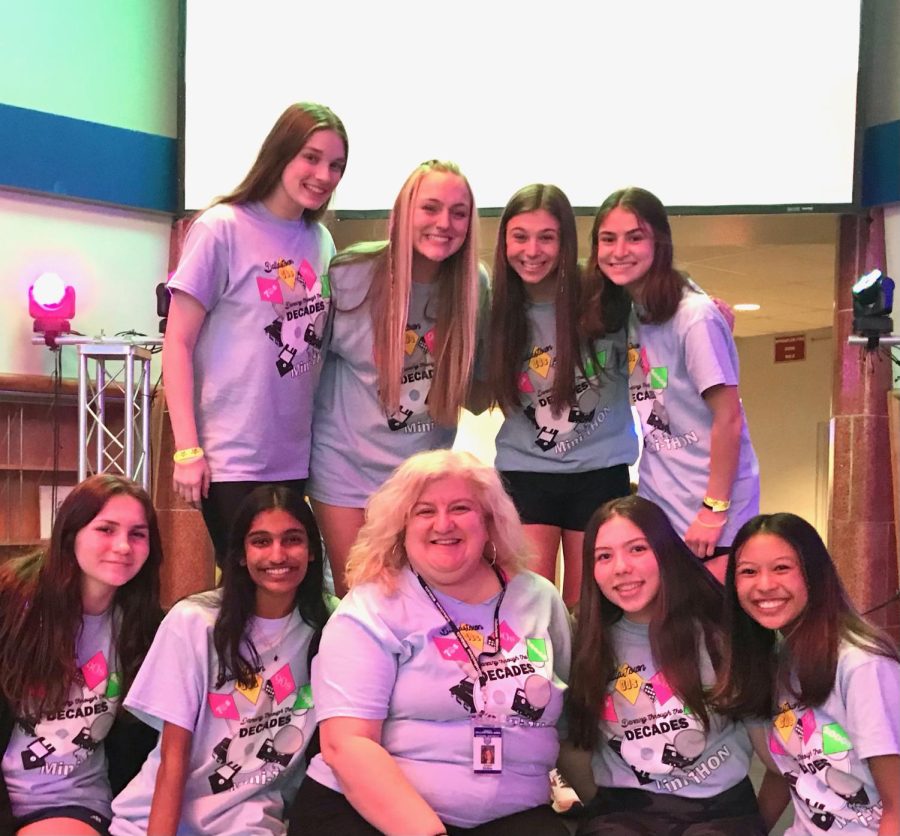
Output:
[0,475,162,835]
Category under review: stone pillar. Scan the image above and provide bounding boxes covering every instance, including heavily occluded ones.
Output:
[829,214,899,639]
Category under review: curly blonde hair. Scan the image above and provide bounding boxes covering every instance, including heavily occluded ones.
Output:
[345,450,531,592]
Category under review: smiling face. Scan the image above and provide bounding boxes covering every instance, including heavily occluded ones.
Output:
[411,171,472,273]
[595,206,655,296]
[505,208,561,301]
[404,475,491,598]
[265,128,347,220]
[243,508,312,618]
[592,514,661,623]
[735,533,809,632]
[74,494,151,614]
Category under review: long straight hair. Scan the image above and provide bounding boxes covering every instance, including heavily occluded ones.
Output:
[0,475,162,718]
[211,486,329,689]
[568,496,725,749]
[216,102,348,224]
[488,184,589,415]
[714,513,899,719]
[582,187,687,338]
[330,160,481,425]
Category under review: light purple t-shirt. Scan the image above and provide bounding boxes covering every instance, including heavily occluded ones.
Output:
[767,642,900,834]
[308,258,458,507]
[110,591,319,836]
[168,202,335,482]
[306,568,571,828]
[494,300,638,473]
[592,618,753,798]
[628,288,759,545]
[3,610,118,820]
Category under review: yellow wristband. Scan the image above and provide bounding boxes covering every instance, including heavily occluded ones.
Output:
[173,447,204,463]
[702,496,731,513]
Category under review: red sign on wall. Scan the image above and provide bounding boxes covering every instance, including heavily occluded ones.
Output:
[774,335,806,363]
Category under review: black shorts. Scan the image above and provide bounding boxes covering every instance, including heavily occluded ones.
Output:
[15,805,111,835]
[578,776,764,835]
[501,465,630,532]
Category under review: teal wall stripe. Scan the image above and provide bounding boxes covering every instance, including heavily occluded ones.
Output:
[862,120,900,207]
[0,103,176,213]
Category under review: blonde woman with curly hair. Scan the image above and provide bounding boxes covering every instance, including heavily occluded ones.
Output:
[307,160,486,596]
[289,450,571,836]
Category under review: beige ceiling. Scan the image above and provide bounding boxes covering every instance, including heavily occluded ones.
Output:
[331,213,840,339]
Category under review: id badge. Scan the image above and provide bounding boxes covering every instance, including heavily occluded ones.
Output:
[473,724,502,773]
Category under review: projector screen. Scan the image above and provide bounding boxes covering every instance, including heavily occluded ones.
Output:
[183,0,861,214]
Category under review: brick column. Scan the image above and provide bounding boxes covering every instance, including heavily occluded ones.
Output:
[829,214,899,639]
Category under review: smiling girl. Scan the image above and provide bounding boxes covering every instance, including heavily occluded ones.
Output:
[583,187,759,582]
[307,160,484,596]
[567,496,778,835]
[110,486,331,836]
[716,514,900,835]
[0,475,162,836]
[488,184,636,606]
[163,103,348,563]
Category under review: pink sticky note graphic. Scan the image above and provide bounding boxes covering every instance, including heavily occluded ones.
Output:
[769,729,787,756]
[434,635,468,663]
[299,259,318,291]
[499,621,520,652]
[649,671,675,705]
[208,692,240,721]
[81,652,108,691]
[270,664,297,704]
[517,371,534,393]
[423,329,436,354]
[257,275,284,304]
[640,346,651,376]
[801,709,817,744]
[601,694,618,723]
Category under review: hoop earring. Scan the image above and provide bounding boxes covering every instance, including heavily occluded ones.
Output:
[484,541,497,567]
[391,541,406,565]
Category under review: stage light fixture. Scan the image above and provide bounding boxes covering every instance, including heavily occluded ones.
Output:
[852,269,894,348]
[29,272,76,345]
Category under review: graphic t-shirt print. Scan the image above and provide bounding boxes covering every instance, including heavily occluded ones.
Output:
[17,651,119,775]
[519,342,611,455]
[601,662,733,793]
[770,700,884,831]
[628,341,699,454]
[436,620,554,723]
[257,256,330,378]
[205,656,314,794]
[387,317,437,434]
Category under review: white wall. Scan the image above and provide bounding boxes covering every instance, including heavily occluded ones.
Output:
[737,328,833,533]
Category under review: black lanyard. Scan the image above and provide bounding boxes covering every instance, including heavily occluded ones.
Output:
[414,564,507,686]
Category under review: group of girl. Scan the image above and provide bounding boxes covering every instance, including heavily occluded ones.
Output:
[1,464,897,836]
[164,100,758,601]
[1,99,895,835]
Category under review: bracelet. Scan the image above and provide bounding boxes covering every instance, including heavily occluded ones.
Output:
[696,515,728,529]
[702,496,731,513]
[173,447,204,463]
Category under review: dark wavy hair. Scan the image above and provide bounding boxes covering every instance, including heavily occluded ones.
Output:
[0,475,163,718]
[714,513,899,719]
[488,184,591,415]
[211,486,329,689]
[217,102,348,224]
[582,186,687,339]
[568,495,725,748]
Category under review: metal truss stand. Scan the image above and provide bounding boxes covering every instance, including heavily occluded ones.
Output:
[76,341,156,489]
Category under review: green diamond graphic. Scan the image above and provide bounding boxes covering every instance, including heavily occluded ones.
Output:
[293,683,314,710]
[106,672,122,699]
[526,638,548,663]
[822,722,853,755]
[650,366,668,389]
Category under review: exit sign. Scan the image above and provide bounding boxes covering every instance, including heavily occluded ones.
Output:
[774,335,806,362]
